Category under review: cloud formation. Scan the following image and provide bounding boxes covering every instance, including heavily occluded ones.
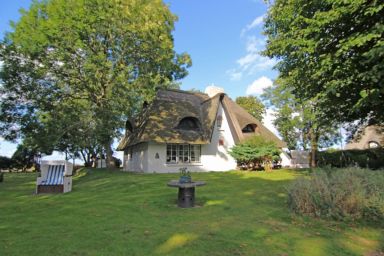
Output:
[226,69,243,81]
[245,76,273,95]
[227,36,276,81]
[241,14,265,36]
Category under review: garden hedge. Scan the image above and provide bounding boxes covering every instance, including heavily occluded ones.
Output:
[317,148,384,169]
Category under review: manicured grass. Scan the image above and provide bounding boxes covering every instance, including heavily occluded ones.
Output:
[0,169,383,255]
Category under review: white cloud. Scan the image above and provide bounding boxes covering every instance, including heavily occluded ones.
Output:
[226,69,243,81]
[237,53,258,69]
[246,76,273,95]
[245,36,265,53]
[227,36,276,80]
[241,14,265,36]
[237,53,276,72]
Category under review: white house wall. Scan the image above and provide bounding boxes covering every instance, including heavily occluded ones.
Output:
[123,142,148,172]
[280,151,292,167]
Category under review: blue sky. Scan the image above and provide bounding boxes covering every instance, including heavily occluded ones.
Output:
[0,0,278,159]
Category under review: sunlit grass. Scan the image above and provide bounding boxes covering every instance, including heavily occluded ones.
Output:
[0,168,383,255]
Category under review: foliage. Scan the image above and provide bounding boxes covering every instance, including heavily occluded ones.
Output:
[0,0,191,166]
[11,143,38,171]
[235,96,266,121]
[262,79,341,152]
[0,156,15,170]
[179,167,191,183]
[317,148,384,170]
[288,168,384,222]
[179,167,190,177]
[229,135,281,170]
[263,0,384,125]
[1,169,382,255]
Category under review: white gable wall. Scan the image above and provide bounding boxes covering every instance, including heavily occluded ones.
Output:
[123,142,148,172]
[200,102,237,171]
[124,102,237,173]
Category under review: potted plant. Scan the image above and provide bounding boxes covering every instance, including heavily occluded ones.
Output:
[179,167,191,183]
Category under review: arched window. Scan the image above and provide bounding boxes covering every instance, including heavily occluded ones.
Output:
[242,123,257,133]
[176,117,201,131]
[368,141,380,148]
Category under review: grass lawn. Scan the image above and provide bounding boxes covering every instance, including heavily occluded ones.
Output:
[1,169,383,255]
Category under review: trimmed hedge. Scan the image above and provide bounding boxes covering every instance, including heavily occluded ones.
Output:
[288,168,384,222]
[317,148,384,169]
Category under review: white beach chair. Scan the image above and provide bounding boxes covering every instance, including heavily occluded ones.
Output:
[36,160,73,193]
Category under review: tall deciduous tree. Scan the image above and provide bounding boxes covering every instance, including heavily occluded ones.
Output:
[262,78,340,167]
[263,0,384,125]
[235,96,266,121]
[0,0,191,167]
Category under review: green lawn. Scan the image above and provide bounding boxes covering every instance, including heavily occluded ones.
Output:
[0,169,383,255]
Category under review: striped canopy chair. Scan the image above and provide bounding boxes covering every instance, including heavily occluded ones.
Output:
[36,160,73,193]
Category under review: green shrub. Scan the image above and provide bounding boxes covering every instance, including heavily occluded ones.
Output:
[229,135,280,171]
[288,168,384,222]
[317,148,384,169]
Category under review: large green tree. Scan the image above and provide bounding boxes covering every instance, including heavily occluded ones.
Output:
[263,0,384,125]
[263,78,340,167]
[235,96,265,121]
[0,0,191,167]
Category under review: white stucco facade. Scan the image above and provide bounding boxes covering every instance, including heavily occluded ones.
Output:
[123,103,237,173]
[279,151,292,168]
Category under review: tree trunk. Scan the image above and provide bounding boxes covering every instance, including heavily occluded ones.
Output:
[309,127,318,168]
[104,141,115,169]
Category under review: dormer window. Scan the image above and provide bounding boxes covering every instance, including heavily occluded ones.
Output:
[242,123,257,133]
[176,117,201,131]
[368,141,380,148]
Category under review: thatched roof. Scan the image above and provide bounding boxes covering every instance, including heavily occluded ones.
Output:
[117,89,286,150]
[345,125,384,149]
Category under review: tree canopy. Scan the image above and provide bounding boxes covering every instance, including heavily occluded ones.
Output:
[263,0,384,125]
[262,78,340,151]
[235,95,265,121]
[0,0,191,166]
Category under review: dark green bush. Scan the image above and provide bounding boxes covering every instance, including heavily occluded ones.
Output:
[317,148,384,169]
[288,168,384,222]
[0,156,16,170]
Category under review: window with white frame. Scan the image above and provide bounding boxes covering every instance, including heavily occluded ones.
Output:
[166,144,201,164]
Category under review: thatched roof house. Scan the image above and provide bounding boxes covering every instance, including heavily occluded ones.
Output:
[118,86,285,172]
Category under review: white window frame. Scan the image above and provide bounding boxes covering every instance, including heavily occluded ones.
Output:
[166,144,201,164]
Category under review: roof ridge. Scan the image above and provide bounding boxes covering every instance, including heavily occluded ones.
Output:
[157,88,208,96]
[200,92,225,105]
